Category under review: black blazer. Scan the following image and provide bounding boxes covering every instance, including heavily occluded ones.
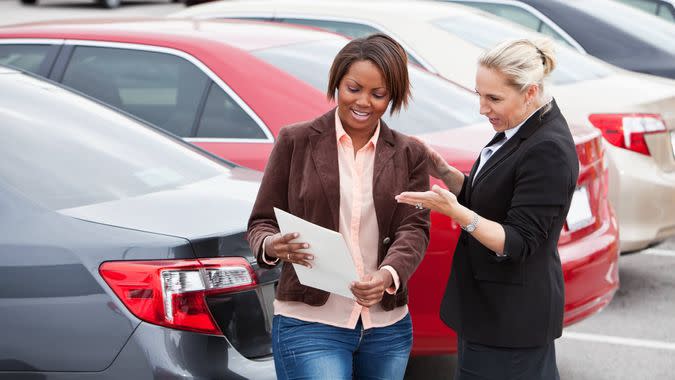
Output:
[440,99,579,348]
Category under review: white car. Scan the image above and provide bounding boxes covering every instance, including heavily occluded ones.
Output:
[615,0,675,22]
[172,0,675,252]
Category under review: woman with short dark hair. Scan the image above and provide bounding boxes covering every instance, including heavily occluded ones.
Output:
[247,33,430,380]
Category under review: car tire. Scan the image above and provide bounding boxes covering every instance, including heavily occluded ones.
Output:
[20,0,38,5]
[98,0,121,8]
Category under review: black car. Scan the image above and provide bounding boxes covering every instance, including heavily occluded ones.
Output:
[0,66,277,379]
[447,0,675,79]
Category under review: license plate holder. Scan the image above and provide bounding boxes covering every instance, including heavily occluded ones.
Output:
[566,186,594,232]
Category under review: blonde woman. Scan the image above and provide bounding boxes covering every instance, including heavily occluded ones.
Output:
[397,39,577,379]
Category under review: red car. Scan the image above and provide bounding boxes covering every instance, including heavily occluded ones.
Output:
[0,19,620,355]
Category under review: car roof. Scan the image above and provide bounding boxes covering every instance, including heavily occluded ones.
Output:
[0,18,344,52]
[171,0,501,81]
[173,0,466,22]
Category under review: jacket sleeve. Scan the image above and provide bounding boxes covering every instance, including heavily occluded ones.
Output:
[502,140,575,263]
[247,127,292,269]
[457,173,470,206]
[379,144,431,290]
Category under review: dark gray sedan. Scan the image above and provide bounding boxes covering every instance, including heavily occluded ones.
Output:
[0,66,277,379]
[447,0,675,79]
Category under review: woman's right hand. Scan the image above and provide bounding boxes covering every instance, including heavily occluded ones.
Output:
[264,232,314,268]
[410,136,452,180]
[411,136,465,196]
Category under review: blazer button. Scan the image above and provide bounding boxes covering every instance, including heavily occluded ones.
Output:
[382,237,391,245]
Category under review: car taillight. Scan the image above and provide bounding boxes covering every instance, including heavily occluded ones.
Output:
[99,257,257,335]
[588,113,667,156]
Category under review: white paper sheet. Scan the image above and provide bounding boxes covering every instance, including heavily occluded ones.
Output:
[274,208,358,299]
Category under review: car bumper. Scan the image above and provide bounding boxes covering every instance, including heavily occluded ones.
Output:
[560,194,620,327]
[67,322,276,379]
[607,145,675,252]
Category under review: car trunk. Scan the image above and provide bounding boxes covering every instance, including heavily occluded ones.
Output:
[61,169,277,359]
[559,123,607,244]
[553,72,675,173]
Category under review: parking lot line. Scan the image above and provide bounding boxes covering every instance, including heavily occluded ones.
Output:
[563,332,675,351]
[642,248,675,257]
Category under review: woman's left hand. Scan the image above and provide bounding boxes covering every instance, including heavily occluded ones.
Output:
[396,184,459,218]
[350,269,393,307]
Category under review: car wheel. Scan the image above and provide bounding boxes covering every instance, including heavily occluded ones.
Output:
[20,0,38,5]
[98,0,121,8]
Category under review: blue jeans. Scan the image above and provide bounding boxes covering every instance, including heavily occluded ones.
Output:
[272,313,412,380]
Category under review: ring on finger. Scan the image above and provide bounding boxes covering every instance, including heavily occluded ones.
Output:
[415,202,423,210]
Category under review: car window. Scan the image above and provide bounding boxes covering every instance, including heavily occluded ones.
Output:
[616,0,659,14]
[459,2,540,30]
[537,22,569,44]
[196,83,267,139]
[2,74,230,211]
[0,44,52,74]
[62,46,209,137]
[277,18,424,67]
[568,0,675,55]
[252,39,483,135]
[657,3,675,21]
[456,2,573,47]
[432,14,614,84]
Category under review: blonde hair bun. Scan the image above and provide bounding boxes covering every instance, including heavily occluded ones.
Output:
[531,38,556,76]
[479,38,557,96]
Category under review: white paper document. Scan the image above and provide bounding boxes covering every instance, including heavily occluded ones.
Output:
[274,208,359,299]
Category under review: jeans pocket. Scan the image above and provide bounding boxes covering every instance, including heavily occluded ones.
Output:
[275,315,318,346]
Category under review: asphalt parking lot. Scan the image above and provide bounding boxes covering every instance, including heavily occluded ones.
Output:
[405,239,675,380]
[2,1,675,379]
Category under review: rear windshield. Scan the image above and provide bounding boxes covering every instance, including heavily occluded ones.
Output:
[567,0,675,55]
[1,74,229,211]
[432,14,615,85]
[252,39,483,135]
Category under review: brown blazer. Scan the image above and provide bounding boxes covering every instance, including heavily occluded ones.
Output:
[247,108,430,311]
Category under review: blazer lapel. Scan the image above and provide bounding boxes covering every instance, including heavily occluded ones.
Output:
[308,110,340,230]
[472,137,520,187]
[465,156,481,202]
[471,100,559,187]
[372,120,397,238]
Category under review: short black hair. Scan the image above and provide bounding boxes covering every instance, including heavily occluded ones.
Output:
[327,33,411,114]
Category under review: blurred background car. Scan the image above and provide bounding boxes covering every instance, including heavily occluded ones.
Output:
[0,18,620,356]
[170,0,675,252]
[17,0,180,10]
[615,0,675,22]
[445,0,675,79]
[0,66,277,379]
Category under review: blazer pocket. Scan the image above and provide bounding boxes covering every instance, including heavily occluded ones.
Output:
[469,246,523,285]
